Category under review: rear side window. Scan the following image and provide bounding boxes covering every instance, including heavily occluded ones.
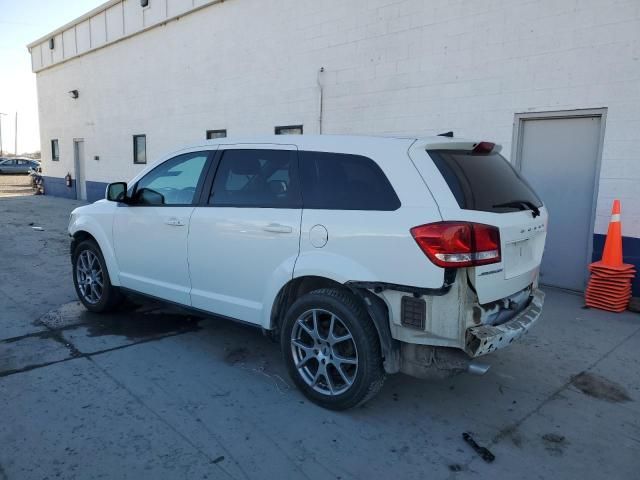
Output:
[209,149,301,208]
[299,151,400,211]
[428,150,542,213]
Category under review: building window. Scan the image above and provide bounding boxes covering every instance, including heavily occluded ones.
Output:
[275,125,303,135]
[51,139,59,161]
[206,129,227,140]
[133,135,147,164]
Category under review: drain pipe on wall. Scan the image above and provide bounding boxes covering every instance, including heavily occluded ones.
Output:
[317,67,325,134]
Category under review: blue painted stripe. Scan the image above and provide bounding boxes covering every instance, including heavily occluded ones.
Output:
[592,234,640,296]
[43,176,76,199]
[43,177,109,203]
[86,181,109,202]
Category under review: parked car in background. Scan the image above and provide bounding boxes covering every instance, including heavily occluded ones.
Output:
[0,157,41,174]
[68,135,547,410]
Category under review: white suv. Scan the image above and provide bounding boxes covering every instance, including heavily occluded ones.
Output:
[68,135,547,410]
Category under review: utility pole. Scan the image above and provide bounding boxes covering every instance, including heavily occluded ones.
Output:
[0,112,7,156]
[14,112,18,155]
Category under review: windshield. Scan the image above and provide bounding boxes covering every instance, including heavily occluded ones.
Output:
[427,149,542,213]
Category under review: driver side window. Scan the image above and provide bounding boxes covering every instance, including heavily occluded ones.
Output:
[133,152,209,206]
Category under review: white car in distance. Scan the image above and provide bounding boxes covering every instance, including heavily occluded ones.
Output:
[68,135,547,410]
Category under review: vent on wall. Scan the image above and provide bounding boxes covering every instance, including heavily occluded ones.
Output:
[49,38,55,50]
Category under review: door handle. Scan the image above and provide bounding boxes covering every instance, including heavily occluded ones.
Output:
[165,217,185,227]
[263,223,293,234]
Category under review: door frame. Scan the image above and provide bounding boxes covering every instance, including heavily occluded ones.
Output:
[73,138,85,201]
[510,108,607,290]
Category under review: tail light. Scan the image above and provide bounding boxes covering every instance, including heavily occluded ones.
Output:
[410,222,501,268]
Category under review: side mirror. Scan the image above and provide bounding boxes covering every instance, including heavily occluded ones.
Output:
[106,182,128,202]
[136,188,165,205]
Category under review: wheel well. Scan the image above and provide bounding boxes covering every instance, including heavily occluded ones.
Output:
[70,231,97,256]
[270,276,346,332]
[270,275,400,373]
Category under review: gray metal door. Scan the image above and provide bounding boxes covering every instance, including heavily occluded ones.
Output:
[73,140,86,201]
[516,114,603,291]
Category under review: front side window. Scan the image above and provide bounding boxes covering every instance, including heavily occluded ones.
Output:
[132,151,209,205]
[209,149,300,208]
[299,151,400,211]
[133,135,146,164]
[51,139,59,161]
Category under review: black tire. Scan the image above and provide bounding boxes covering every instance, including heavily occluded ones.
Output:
[72,239,123,313]
[281,288,385,410]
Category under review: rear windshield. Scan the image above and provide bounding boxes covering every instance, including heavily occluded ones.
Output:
[428,150,542,213]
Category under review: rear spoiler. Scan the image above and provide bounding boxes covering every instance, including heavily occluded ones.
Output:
[413,139,503,154]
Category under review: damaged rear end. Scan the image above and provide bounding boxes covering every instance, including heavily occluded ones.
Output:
[392,138,548,378]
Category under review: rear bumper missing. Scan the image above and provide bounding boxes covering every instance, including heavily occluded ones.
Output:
[464,288,545,357]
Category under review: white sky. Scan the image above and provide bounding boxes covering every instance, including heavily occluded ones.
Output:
[0,0,104,154]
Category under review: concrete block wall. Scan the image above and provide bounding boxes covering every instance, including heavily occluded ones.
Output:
[33,0,640,247]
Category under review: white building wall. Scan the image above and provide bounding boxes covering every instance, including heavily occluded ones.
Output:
[105,3,125,41]
[62,29,76,57]
[33,0,640,237]
[76,20,91,54]
[90,12,108,48]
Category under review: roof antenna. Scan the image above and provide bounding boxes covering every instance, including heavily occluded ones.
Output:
[438,131,454,137]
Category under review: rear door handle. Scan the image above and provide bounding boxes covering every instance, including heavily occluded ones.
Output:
[165,217,186,227]
[263,223,293,234]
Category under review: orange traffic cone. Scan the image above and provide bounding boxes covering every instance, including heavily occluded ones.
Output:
[584,200,635,312]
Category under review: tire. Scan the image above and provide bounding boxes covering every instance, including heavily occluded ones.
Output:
[281,288,385,410]
[72,239,123,313]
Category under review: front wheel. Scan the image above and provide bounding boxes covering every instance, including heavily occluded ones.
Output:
[281,288,385,410]
[72,239,123,313]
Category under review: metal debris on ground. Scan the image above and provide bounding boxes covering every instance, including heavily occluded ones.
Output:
[462,432,495,463]
[31,226,44,231]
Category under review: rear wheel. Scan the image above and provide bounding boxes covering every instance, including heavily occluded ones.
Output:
[281,288,385,410]
[72,239,123,313]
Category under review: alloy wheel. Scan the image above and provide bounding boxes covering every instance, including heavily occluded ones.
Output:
[290,309,359,396]
[76,250,104,304]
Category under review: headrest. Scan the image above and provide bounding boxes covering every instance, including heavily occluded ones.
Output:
[230,157,261,175]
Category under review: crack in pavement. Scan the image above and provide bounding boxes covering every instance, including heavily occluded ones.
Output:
[0,305,246,478]
[0,329,197,378]
[0,323,199,378]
